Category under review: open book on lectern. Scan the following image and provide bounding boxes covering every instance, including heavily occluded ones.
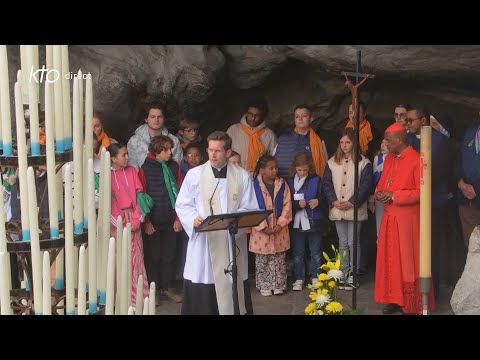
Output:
[194,209,273,233]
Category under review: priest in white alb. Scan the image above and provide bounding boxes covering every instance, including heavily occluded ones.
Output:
[175,131,258,315]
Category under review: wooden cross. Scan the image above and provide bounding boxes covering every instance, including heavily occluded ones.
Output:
[341,50,376,125]
[339,50,376,311]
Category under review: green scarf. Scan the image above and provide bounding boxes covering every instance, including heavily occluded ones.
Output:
[157,159,179,209]
[137,192,154,217]
[2,168,15,192]
[94,172,100,192]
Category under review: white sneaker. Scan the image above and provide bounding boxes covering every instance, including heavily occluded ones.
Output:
[260,290,272,297]
[311,278,319,287]
[273,289,284,295]
[345,274,359,291]
[292,280,304,291]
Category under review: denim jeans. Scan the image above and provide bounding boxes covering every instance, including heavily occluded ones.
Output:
[291,230,322,281]
[335,220,362,276]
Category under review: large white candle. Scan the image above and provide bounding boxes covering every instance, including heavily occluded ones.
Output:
[20,45,31,104]
[61,45,72,151]
[64,163,75,315]
[135,274,144,315]
[96,148,105,305]
[142,297,149,315]
[77,245,87,315]
[14,81,30,241]
[78,72,84,239]
[33,45,39,101]
[0,252,12,314]
[72,76,83,235]
[0,45,12,155]
[28,88,40,155]
[105,237,115,315]
[84,75,93,161]
[45,82,59,239]
[56,171,63,220]
[32,46,39,81]
[103,152,112,249]
[87,159,97,314]
[26,46,40,156]
[148,282,155,315]
[120,227,128,315]
[78,69,84,143]
[27,166,42,314]
[126,222,132,309]
[46,45,55,150]
[73,244,79,292]
[99,150,111,306]
[46,45,53,73]
[52,45,64,153]
[114,216,123,315]
[54,249,64,290]
[42,251,51,315]
[83,75,93,228]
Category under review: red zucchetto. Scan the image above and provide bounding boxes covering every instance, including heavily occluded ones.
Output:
[385,123,406,133]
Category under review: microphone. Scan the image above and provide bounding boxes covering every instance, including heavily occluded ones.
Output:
[209,178,221,216]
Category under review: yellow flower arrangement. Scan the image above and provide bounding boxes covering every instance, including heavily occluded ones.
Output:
[304,245,345,315]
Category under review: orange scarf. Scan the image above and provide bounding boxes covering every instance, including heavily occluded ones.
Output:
[294,127,327,177]
[97,129,111,149]
[240,124,266,172]
[345,118,373,155]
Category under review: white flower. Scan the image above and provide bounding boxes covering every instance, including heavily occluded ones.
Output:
[315,294,331,307]
[328,269,344,281]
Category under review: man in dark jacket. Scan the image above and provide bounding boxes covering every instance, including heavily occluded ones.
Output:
[456,121,480,248]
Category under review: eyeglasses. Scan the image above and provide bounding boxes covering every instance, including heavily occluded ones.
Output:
[393,113,406,118]
[406,117,424,124]
[186,153,201,159]
[183,128,199,133]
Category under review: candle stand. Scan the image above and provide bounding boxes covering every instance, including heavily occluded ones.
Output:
[1,144,89,315]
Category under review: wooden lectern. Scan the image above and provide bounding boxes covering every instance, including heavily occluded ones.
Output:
[195,209,272,315]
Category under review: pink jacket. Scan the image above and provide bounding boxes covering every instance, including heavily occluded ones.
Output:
[110,165,144,230]
[249,176,292,255]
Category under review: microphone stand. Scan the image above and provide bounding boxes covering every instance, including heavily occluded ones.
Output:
[210,177,240,314]
[225,217,240,315]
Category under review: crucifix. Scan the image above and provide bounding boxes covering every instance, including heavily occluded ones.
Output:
[341,50,376,127]
[339,50,375,311]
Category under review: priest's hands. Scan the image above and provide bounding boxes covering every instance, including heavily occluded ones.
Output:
[459,178,477,199]
[376,191,393,204]
[193,216,204,228]
[299,199,307,208]
[173,220,183,232]
[144,221,156,235]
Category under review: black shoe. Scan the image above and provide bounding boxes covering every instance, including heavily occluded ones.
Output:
[382,303,403,315]
[358,268,367,277]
